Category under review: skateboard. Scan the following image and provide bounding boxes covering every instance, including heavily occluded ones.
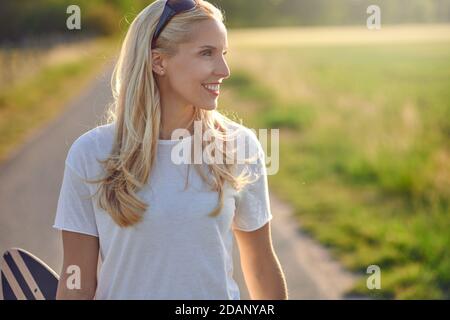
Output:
[0,248,59,300]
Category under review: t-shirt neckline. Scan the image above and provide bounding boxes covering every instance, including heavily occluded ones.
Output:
[158,135,192,145]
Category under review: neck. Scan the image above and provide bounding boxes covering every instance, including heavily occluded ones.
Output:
[159,100,196,140]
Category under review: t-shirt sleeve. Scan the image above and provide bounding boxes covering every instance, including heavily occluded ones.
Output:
[232,130,273,232]
[53,160,99,237]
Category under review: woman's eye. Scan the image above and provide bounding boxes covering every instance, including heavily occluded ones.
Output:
[201,50,227,56]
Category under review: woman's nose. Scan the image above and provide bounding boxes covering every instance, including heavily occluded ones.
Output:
[216,57,230,79]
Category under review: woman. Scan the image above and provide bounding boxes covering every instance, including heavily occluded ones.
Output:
[53,0,288,300]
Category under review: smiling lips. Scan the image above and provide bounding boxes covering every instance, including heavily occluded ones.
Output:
[202,83,220,96]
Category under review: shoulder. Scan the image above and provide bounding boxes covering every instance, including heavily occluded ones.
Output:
[66,122,116,178]
[217,113,266,176]
[218,113,262,153]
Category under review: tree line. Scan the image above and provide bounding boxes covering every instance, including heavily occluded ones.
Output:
[1,0,449,44]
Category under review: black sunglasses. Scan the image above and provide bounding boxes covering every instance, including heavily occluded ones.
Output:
[151,0,198,48]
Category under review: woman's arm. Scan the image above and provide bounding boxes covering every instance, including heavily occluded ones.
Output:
[56,230,99,300]
[234,221,288,300]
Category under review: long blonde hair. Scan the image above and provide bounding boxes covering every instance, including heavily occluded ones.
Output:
[85,0,257,227]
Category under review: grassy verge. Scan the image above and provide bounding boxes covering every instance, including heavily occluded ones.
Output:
[222,27,450,299]
[0,36,119,163]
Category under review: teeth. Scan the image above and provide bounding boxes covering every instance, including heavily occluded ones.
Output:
[203,84,220,91]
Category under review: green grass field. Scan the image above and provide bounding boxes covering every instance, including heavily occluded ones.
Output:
[223,24,450,299]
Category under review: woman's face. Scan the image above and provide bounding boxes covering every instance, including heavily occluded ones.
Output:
[153,19,230,111]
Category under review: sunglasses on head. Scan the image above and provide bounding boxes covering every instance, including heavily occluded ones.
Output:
[151,0,198,48]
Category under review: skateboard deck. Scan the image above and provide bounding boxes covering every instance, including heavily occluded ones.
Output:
[0,248,59,300]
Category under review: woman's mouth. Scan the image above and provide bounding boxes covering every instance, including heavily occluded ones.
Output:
[202,84,220,96]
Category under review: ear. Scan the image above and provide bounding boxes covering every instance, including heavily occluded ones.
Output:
[151,49,167,75]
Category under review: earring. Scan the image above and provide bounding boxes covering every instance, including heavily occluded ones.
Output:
[160,69,165,75]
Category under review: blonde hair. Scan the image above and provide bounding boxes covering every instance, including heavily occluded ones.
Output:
[85,0,257,227]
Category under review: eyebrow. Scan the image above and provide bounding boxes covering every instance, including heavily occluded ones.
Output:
[199,45,228,51]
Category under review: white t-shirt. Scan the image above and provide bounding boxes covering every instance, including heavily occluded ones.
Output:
[53,120,273,300]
